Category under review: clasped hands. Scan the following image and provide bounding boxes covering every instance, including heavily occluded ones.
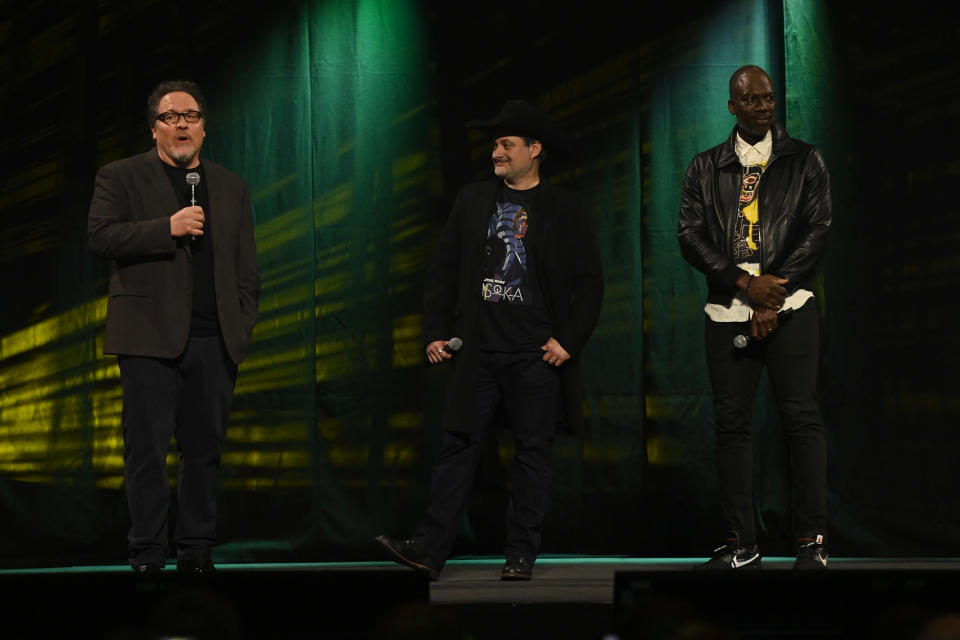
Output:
[742,273,789,340]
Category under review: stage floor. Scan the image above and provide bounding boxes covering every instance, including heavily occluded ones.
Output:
[2,557,959,639]
[6,555,959,602]
[425,555,960,604]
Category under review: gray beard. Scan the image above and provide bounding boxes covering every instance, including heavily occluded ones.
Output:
[170,147,198,165]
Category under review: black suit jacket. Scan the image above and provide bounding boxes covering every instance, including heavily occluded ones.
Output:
[88,149,259,364]
[423,179,604,436]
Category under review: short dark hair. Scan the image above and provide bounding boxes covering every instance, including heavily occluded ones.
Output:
[146,80,208,128]
[728,65,769,98]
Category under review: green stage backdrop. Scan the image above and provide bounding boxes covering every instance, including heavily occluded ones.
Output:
[0,0,957,567]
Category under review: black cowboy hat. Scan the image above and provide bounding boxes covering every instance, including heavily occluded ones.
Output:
[466,99,571,154]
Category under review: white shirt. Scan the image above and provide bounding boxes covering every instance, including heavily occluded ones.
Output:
[705,131,813,322]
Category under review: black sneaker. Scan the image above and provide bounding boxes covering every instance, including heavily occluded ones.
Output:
[695,531,761,570]
[794,535,828,570]
[374,535,440,580]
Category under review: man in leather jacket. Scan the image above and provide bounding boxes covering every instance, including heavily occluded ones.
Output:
[678,65,831,571]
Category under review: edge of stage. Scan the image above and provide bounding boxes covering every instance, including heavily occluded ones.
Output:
[2,557,959,639]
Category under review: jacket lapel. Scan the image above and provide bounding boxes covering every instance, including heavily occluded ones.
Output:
[528,181,555,245]
[471,180,500,248]
[204,161,227,255]
[140,150,180,219]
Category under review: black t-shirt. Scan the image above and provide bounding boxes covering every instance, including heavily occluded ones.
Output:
[160,160,220,336]
[476,182,553,352]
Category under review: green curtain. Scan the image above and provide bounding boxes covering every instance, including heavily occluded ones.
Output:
[642,0,785,550]
[198,0,439,557]
[3,0,957,566]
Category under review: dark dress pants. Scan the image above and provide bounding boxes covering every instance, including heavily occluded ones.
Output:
[118,335,238,567]
[704,299,827,544]
[415,351,560,569]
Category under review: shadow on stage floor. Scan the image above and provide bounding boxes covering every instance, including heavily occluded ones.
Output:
[1,558,959,639]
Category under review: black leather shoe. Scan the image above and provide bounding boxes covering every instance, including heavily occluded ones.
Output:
[501,555,533,581]
[177,556,217,576]
[133,563,162,576]
[374,535,440,580]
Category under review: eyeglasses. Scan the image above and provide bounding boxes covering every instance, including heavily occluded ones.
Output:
[156,110,204,125]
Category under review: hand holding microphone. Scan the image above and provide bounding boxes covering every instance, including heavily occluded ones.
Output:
[170,205,205,238]
[733,273,791,348]
[426,337,461,364]
[186,172,200,242]
[170,172,204,239]
[734,307,793,348]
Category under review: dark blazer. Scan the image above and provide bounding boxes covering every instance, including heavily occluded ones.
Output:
[423,179,604,436]
[88,149,259,365]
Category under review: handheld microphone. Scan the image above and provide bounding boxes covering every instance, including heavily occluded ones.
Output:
[186,172,200,242]
[442,337,462,353]
[734,309,793,349]
[186,172,200,205]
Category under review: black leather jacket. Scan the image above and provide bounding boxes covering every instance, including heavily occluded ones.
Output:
[678,122,831,304]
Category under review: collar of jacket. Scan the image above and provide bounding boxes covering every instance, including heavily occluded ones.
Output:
[716,121,802,169]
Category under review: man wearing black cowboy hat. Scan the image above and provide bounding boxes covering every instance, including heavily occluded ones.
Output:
[375,99,604,581]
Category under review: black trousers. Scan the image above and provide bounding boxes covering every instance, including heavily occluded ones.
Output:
[118,335,238,567]
[415,351,560,569]
[704,299,827,544]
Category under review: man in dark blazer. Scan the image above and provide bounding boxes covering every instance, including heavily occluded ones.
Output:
[88,80,259,575]
[376,100,604,581]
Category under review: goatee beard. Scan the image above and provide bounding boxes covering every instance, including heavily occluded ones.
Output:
[170,147,197,166]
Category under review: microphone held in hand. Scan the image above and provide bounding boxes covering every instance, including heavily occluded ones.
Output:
[442,337,462,354]
[733,333,751,349]
[734,309,794,349]
[186,172,200,204]
[186,172,200,242]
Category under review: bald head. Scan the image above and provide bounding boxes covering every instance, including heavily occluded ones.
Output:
[729,65,771,99]
[728,65,776,144]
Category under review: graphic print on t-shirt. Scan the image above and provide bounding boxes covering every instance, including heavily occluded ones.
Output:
[733,164,765,262]
[482,201,530,304]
